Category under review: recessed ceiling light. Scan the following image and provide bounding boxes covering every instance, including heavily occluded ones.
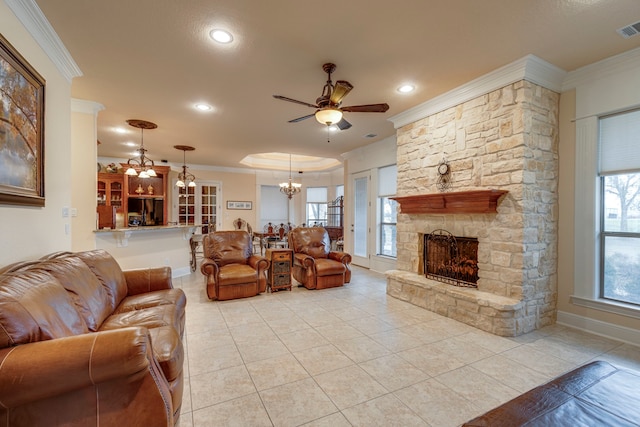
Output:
[124,141,137,147]
[114,127,126,134]
[195,103,212,111]
[397,84,415,93]
[210,29,233,44]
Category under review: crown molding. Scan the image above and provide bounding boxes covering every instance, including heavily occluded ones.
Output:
[562,46,640,92]
[388,55,567,129]
[71,99,104,115]
[5,0,82,83]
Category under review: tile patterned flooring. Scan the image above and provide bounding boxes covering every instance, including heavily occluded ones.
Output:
[174,266,640,427]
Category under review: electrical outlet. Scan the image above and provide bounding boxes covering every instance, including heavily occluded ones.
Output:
[62,206,69,217]
[163,258,170,266]
[71,208,78,217]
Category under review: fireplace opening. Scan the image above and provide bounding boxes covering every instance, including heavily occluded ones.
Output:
[424,229,479,288]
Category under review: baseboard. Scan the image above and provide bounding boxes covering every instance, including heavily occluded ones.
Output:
[557,310,640,346]
[172,266,192,278]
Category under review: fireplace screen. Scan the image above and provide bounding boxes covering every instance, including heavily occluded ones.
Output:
[424,229,478,288]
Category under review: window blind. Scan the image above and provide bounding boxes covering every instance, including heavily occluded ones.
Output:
[599,109,640,175]
[306,187,327,202]
[378,165,397,196]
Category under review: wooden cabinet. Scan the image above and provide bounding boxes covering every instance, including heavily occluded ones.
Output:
[266,248,293,292]
[122,165,170,226]
[97,173,124,213]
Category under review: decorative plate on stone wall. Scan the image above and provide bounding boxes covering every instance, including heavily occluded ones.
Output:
[437,159,451,192]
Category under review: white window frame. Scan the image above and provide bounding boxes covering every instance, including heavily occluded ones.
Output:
[306,186,328,226]
[572,116,640,319]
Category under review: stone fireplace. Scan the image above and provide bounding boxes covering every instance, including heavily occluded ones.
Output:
[386,77,560,337]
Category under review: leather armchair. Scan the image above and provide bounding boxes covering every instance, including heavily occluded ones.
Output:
[288,226,352,290]
[200,230,270,300]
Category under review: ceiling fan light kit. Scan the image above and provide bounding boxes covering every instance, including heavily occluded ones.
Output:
[315,108,343,126]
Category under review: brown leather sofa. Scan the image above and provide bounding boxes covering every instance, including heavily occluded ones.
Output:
[200,230,270,300]
[288,226,352,290]
[463,360,640,426]
[0,249,186,427]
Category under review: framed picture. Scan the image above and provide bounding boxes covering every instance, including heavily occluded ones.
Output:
[0,34,46,207]
[227,200,252,210]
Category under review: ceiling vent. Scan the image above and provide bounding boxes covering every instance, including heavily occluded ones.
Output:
[617,21,640,38]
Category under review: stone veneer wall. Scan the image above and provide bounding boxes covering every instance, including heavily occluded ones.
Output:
[387,80,559,336]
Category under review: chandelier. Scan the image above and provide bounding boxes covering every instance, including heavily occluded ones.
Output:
[174,145,196,188]
[124,119,157,178]
[279,154,301,199]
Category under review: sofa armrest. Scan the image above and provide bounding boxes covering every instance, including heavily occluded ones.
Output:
[124,267,173,295]
[200,258,220,283]
[0,327,158,408]
[248,255,269,272]
[329,251,352,265]
[293,253,314,266]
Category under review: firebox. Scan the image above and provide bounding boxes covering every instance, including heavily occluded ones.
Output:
[423,229,479,288]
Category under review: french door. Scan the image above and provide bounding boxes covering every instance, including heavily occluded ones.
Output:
[176,180,221,233]
[351,171,370,268]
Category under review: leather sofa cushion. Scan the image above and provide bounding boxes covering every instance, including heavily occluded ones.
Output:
[314,258,346,276]
[35,257,111,331]
[100,304,183,336]
[290,227,330,259]
[148,325,184,382]
[219,264,258,286]
[74,249,128,312]
[0,270,88,348]
[115,289,186,315]
[204,231,251,266]
[462,361,640,426]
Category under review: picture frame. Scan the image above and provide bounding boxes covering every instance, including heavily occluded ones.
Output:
[227,200,252,210]
[0,33,46,207]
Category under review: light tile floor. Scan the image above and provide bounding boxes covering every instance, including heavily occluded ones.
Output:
[174,267,640,427]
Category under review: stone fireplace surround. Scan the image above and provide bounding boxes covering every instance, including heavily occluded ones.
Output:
[386,56,563,337]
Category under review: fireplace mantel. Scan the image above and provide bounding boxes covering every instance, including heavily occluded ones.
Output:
[392,189,508,214]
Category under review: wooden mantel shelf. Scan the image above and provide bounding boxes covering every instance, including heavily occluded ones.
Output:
[391,189,508,214]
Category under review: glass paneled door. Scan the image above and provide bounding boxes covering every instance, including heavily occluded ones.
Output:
[176,181,220,233]
[351,171,370,268]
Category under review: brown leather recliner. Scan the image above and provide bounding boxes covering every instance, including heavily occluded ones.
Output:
[288,226,352,290]
[200,230,270,300]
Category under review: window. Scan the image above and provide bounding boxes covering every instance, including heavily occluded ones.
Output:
[306,187,327,226]
[599,109,640,306]
[378,165,397,257]
[260,185,288,228]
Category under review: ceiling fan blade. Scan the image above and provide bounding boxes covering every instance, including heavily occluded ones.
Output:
[330,80,353,105]
[336,118,352,130]
[288,113,316,123]
[273,95,319,109]
[341,103,390,113]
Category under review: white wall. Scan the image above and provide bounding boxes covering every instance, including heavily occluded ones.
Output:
[71,99,103,251]
[557,47,640,341]
[0,0,76,264]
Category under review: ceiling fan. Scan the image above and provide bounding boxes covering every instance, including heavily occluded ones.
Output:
[273,63,390,130]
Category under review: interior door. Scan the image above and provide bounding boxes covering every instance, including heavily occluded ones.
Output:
[351,171,370,268]
[199,183,219,233]
[176,181,220,233]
